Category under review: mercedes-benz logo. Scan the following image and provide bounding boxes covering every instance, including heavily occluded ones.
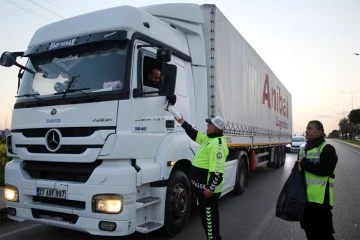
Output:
[45,129,61,152]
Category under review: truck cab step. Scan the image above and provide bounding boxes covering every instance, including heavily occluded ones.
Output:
[136,221,163,233]
[136,196,161,209]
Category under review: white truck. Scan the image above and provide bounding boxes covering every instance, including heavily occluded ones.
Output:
[1,3,292,236]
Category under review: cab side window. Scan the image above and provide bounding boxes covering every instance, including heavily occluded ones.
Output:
[142,56,161,95]
[138,50,177,97]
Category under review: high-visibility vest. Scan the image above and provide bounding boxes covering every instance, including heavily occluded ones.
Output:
[299,142,335,206]
[193,132,229,193]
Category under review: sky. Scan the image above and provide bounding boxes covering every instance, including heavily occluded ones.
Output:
[0,0,359,135]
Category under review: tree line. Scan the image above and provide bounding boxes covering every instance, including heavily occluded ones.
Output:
[328,108,360,139]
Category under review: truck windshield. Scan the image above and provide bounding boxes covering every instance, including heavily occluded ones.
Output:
[17,41,128,101]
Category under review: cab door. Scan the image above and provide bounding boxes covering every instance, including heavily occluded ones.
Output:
[130,40,187,159]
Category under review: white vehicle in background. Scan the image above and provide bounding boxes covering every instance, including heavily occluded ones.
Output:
[2,3,292,237]
[286,136,306,153]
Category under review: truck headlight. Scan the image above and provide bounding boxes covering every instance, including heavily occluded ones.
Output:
[92,194,123,214]
[4,185,19,202]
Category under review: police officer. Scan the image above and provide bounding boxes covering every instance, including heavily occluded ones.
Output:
[177,115,229,240]
[298,120,338,240]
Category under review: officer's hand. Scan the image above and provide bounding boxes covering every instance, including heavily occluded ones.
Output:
[203,188,213,199]
[177,117,184,125]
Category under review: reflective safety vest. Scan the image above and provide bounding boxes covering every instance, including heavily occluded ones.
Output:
[193,132,229,193]
[299,142,335,206]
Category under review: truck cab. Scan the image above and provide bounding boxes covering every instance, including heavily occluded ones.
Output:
[2,5,205,236]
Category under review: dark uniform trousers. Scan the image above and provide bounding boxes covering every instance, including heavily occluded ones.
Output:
[301,204,335,240]
[194,187,222,240]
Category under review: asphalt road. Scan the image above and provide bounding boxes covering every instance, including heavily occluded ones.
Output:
[0,139,359,240]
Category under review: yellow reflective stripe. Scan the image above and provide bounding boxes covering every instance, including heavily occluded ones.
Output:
[306,180,334,187]
[306,179,328,186]
[306,152,320,157]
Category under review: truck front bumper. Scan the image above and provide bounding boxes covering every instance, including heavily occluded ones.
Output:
[5,159,138,236]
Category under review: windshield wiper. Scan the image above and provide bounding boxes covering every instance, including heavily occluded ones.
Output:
[58,74,80,99]
[54,87,90,96]
[53,74,104,101]
[54,87,97,101]
[54,74,96,100]
[16,93,46,105]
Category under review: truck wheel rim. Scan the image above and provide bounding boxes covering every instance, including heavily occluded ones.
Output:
[170,183,189,221]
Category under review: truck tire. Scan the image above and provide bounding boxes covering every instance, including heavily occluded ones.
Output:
[232,156,248,195]
[274,147,281,169]
[164,170,192,236]
[280,146,286,166]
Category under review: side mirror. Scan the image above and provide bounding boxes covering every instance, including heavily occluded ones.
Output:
[156,49,172,63]
[0,52,19,67]
[133,88,142,98]
[159,63,177,96]
[166,95,177,105]
[0,51,35,74]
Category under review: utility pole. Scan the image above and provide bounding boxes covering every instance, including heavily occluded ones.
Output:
[334,104,346,118]
[340,91,359,110]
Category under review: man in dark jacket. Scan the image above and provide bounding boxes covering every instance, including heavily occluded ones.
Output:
[298,120,338,240]
[177,115,229,240]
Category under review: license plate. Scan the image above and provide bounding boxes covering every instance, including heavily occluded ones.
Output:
[37,187,67,199]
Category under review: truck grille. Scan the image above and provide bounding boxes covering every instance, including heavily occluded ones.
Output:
[33,196,86,209]
[17,144,101,154]
[23,160,102,183]
[14,127,114,137]
[32,209,79,224]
